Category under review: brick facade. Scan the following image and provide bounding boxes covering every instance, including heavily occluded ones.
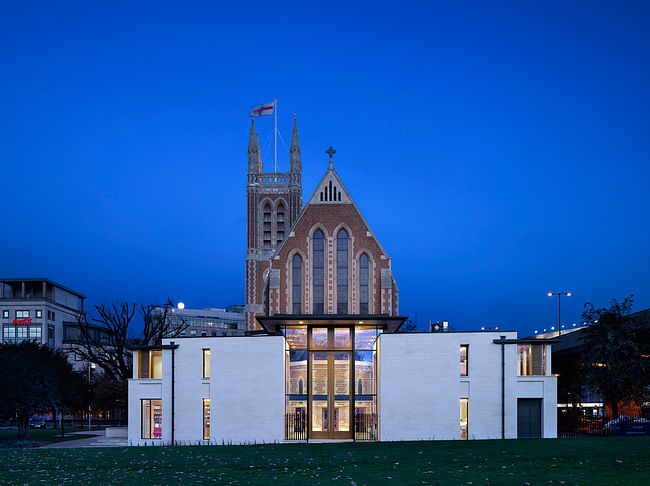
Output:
[245,120,398,330]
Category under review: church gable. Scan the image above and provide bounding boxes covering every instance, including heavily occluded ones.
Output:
[307,168,352,205]
[269,162,398,317]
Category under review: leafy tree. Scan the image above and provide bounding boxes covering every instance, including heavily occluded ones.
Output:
[0,341,86,438]
[580,296,650,418]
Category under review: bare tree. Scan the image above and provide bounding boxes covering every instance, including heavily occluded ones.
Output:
[73,302,136,381]
[72,299,188,381]
[141,300,189,345]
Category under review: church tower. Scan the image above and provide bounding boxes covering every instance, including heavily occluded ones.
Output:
[245,116,303,330]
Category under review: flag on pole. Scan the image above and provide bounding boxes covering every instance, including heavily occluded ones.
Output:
[249,101,275,118]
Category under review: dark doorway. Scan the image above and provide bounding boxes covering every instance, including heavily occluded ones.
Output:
[517,398,542,438]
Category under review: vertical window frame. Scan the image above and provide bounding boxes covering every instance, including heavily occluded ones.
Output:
[359,253,369,314]
[460,344,469,377]
[202,398,210,440]
[202,349,211,379]
[292,253,302,314]
[336,229,349,314]
[312,229,325,314]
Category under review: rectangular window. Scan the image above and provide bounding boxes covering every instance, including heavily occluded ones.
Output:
[310,328,328,349]
[35,310,42,319]
[460,344,469,376]
[203,349,210,378]
[138,350,162,379]
[460,398,469,440]
[3,324,40,343]
[141,399,162,439]
[51,311,55,321]
[16,310,29,318]
[48,325,55,348]
[2,310,8,319]
[518,344,546,376]
[202,398,210,440]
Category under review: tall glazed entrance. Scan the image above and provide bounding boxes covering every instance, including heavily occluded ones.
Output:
[310,351,351,438]
[275,318,396,442]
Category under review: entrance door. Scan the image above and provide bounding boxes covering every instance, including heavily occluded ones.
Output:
[310,352,352,439]
[517,398,542,438]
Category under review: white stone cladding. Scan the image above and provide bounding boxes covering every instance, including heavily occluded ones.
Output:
[379,332,557,441]
[128,332,557,445]
[128,336,285,446]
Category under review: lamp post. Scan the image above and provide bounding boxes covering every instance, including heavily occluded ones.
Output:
[88,363,96,431]
[547,292,571,336]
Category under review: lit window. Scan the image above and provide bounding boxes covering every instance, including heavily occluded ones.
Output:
[35,310,42,319]
[518,344,546,376]
[460,398,469,440]
[16,310,29,318]
[203,398,210,440]
[141,399,162,439]
[203,349,210,378]
[138,350,162,379]
[337,229,348,314]
[312,230,324,314]
[2,310,8,319]
[460,344,469,376]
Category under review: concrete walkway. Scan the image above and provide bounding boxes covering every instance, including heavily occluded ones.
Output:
[41,430,128,448]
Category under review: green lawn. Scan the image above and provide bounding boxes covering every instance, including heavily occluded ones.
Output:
[0,437,648,485]
[0,427,95,444]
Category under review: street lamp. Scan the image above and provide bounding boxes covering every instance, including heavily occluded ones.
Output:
[547,292,571,336]
[88,363,96,431]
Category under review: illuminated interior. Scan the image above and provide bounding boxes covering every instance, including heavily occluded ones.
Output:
[284,325,380,440]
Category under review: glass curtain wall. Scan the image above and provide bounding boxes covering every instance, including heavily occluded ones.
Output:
[283,324,380,441]
[285,327,307,440]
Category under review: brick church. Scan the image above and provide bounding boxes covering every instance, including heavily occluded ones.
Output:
[244,116,399,331]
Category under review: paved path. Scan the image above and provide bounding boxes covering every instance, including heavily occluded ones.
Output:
[41,430,128,448]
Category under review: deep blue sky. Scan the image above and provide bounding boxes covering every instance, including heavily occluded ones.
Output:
[1,2,649,336]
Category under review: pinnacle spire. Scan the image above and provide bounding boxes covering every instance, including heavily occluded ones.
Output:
[247,118,261,173]
[290,114,301,173]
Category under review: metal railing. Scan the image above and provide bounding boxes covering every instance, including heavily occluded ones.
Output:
[285,412,307,440]
[354,412,377,441]
[284,411,379,441]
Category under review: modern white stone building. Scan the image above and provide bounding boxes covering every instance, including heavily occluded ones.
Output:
[128,121,557,444]
[128,326,556,445]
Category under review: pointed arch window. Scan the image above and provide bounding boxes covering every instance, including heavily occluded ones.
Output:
[292,253,302,314]
[312,230,324,314]
[337,229,349,314]
[359,253,369,314]
[276,203,285,246]
[263,203,272,250]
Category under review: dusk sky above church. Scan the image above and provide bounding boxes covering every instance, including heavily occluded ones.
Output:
[1,2,649,336]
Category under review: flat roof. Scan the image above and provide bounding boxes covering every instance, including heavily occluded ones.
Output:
[0,278,85,299]
[256,314,408,334]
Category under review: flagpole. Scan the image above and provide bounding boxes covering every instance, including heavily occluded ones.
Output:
[274,98,278,172]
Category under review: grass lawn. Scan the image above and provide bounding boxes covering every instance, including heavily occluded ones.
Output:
[0,437,648,485]
[0,427,95,445]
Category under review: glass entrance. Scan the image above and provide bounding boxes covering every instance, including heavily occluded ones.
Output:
[283,324,380,441]
[309,327,352,439]
[310,351,351,438]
